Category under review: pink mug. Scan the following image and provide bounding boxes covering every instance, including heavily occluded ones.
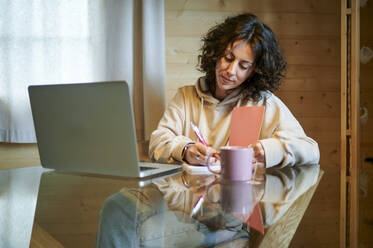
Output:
[207,146,256,181]
[206,180,256,214]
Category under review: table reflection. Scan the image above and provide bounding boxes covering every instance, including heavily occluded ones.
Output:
[94,164,320,247]
[31,164,321,247]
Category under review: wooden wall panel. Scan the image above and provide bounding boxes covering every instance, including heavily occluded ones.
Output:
[166,0,338,14]
[359,2,373,247]
[165,0,340,247]
[278,92,340,117]
[166,11,339,37]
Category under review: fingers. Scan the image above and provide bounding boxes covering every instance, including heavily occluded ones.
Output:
[252,142,266,179]
[204,145,217,154]
[197,144,218,165]
[184,143,217,165]
[252,142,265,165]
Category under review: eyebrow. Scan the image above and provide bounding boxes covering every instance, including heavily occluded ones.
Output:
[226,51,254,65]
[240,59,254,65]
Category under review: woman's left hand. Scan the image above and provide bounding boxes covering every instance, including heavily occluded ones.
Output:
[252,142,266,169]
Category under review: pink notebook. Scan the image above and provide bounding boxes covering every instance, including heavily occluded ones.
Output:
[230,106,265,234]
[229,106,265,146]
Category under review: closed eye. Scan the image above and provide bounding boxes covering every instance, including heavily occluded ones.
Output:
[240,64,249,70]
[240,63,253,70]
[224,55,234,62]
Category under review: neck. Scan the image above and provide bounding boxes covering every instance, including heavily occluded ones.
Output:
[214,88,227,101]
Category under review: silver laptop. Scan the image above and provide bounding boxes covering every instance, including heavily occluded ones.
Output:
[28,81,181,178]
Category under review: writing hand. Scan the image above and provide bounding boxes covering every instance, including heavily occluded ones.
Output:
[183,143,218,165]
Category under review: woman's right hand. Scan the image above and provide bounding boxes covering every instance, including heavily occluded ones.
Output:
[183,143,218,165]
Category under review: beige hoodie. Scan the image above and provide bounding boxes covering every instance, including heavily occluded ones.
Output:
[149,77,320,168]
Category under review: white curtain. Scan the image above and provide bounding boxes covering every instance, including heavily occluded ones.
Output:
[0,0,165,143]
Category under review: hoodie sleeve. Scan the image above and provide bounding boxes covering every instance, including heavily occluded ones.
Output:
[149,88,193,164]
[259,95,320,168]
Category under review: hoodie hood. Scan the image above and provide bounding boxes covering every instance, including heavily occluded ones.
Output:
[195,76,245,107]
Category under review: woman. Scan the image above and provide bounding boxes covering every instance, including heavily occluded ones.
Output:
[149,13,320,168]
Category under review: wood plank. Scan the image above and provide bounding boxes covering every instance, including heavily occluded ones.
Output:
[166,37,340,66]
[164,78,341,107]
[360,105,373,143]
[349,1,360,247]
[165,76,341,104]
[360,67,373,89]
[360,9,373,247]
[277,91,340,117]
[281,38,340,66]
[317,142,340,166]
[280,78,340,92]
[360,2,373,43]
[166,11,339,37]
[165,64,340,83]
[165,77,341,93]
[299,117,340,131]
[359,147,373,247]
[165,0,339,14]
[166,37,201,55]
[285,65,340,79]
[340,0,348,246]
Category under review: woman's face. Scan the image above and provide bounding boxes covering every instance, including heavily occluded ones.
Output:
[215,40,255,100]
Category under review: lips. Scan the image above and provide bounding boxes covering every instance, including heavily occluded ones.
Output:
[221,75,235,84]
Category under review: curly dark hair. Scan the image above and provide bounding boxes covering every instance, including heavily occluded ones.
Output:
[198,13,286,101]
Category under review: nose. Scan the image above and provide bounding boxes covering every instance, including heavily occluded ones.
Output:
[226,61,238,76]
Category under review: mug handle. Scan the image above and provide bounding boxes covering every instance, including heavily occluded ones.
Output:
[205,181,220,204]
[206,152,221,175]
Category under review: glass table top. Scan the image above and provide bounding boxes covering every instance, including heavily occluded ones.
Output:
[31,164,322,247]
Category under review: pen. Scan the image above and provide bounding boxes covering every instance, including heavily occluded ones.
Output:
[191,122,207,146]
[190,194,205,217]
